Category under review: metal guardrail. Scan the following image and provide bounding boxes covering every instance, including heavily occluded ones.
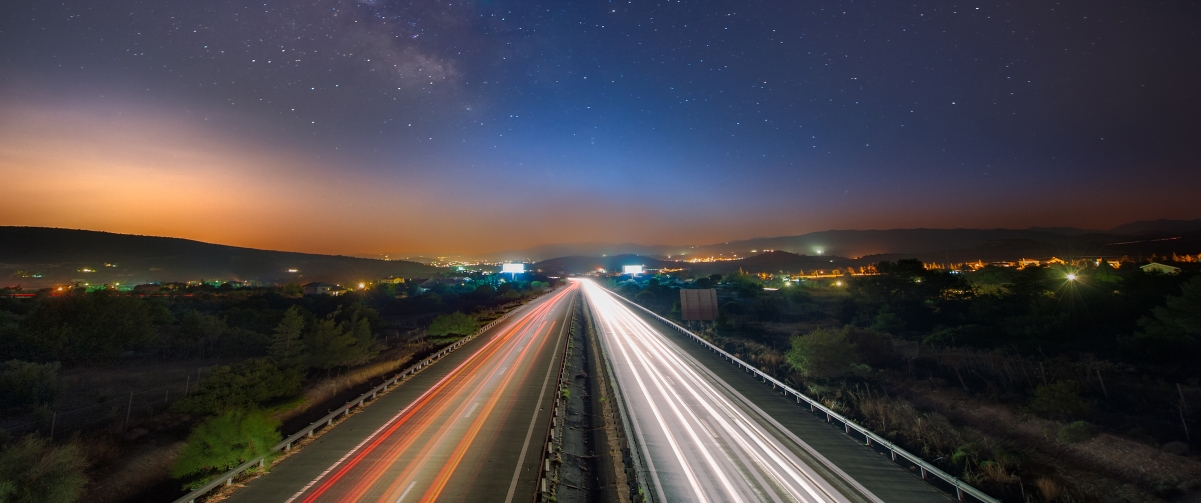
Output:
[605,288,1000,503]
[533,292,577,502]
[172,302,531,503]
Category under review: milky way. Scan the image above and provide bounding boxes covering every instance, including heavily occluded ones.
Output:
[1,1,1198,254]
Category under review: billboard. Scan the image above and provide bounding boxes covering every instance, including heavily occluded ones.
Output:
[622,265,644,275]
[680,289,719,321]
[501,263,526,274]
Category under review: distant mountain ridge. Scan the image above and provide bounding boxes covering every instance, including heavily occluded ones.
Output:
[0,227,435,288]
[485,218,1201,261]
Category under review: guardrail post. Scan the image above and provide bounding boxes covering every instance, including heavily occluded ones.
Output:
[920,466,928,480]
[956,487,964,501]
[890,449,896,461]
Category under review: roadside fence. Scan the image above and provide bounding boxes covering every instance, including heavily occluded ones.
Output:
[2,370,215,440]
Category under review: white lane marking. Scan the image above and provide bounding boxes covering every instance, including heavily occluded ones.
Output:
[464,402,479,418]
[606,295,742,503]
[503,293,575,503]
[281,298,545,503]
[595,291,714,503]
[615,293,828,502]
[599,283,870,503]
[395,480,416,502]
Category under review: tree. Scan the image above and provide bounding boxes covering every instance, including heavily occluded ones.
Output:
[428,312,478,337]
[1140,276,1201,340]
[304,310,362,370]
[786,327,867,380]
[171,359,302,416]
[17,291,161,362]
[171,409,280,486]
[870,305,905,334]
[175,310,228,359]
[0,435,88,503]
[347,310,377,363]
[268,306,307,369]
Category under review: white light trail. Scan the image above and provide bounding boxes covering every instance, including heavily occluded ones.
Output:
[581,279,860,503]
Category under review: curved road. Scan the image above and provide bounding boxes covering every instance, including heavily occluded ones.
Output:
[226,284,577,503]
[581,279,886,503]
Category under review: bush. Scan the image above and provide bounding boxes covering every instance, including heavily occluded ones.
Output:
[1027,381,1090,421]
[786,327,868,380]
[1057,421,1099,443]
[171,359,302,416]
[0,360,61,410]
[0,435,88,503]
[172,409,281,486]
[428,312,479,337]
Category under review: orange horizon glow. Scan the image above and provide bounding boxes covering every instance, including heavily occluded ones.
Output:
[3,101,1198,257]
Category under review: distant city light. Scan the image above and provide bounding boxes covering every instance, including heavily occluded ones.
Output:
[834,281,843,286]
[288,269,298,273]
[358,282,366,289]
[502,263,526,274]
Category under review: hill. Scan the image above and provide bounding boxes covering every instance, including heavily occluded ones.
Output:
[483,218,1201,263]
[0,227,436,288]
[532,254,675,275]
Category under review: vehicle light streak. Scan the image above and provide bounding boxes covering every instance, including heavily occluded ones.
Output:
[284,284,576,503]
[581,279,864,503]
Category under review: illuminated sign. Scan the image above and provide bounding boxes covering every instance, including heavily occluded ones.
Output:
[622,265,644,274]
[501,263,526,274]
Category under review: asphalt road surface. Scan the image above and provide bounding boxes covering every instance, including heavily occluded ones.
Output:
[225,284,577,503]
[581,278,931,503]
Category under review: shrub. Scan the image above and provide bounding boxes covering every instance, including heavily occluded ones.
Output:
[0,360,61,410]
[171,359,302,416]
[428,312,479,337]
[786,327,867,380]
[172,409,281,487]
[1057,421,1098,443]
[1027,381,1090,420]
[0,435,88,503]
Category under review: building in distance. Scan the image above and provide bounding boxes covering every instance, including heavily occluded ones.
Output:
[303,282,348,296]
[1140,262,1181,275]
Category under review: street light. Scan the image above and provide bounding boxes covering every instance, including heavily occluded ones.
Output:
[1066,273,1077,281]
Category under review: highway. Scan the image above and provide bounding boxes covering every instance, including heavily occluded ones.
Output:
[581,279,886,503]
[225,283,577,503]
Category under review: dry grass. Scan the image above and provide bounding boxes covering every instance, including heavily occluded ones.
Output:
[979,461,1017,485]
[1035,477,1064,502]
[278,344,431,422]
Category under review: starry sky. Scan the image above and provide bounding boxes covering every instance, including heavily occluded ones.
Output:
[1,0,1199,256]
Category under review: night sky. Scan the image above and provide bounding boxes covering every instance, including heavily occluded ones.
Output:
[2,1,1199,256]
